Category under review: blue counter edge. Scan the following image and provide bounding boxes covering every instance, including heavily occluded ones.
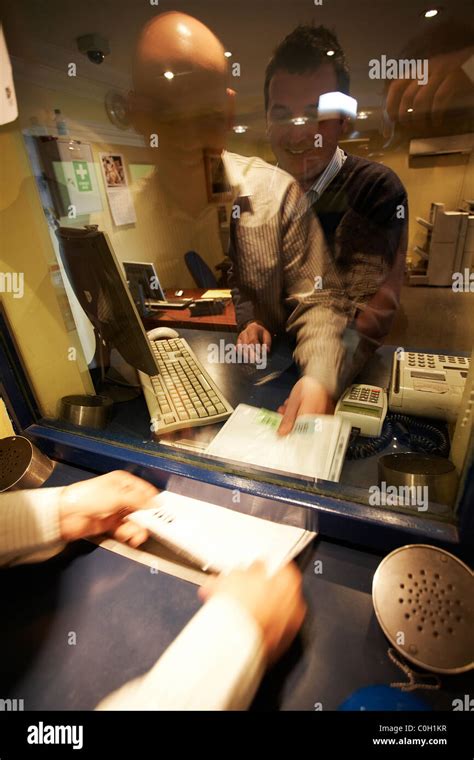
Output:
[27,422,464,556]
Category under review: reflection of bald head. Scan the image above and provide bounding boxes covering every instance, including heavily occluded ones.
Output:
[133,11,227,111]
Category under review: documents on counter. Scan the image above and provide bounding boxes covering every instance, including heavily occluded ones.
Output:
[128,490,316,574]
[205,404,351,482]
[200,289,232,299]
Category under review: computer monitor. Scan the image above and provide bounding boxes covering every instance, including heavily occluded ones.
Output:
[56,226,157,379]
[122,260,166,304]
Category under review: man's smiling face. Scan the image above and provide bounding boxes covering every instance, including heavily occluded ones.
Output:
[267,64,345,189]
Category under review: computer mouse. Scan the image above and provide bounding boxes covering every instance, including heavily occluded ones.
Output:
[147,327,180,341]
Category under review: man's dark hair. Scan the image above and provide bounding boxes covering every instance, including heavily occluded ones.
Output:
[264,25,350,112]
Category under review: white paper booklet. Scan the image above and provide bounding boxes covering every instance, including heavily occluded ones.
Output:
[205,404,351,482]
[128,490,316,575]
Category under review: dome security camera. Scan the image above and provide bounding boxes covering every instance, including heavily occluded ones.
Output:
[77,34,110,65]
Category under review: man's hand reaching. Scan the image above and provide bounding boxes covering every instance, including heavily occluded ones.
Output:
[277,377,335,435]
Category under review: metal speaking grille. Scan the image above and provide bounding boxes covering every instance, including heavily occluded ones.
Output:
[372,544,473,674]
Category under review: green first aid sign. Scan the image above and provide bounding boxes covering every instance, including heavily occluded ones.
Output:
[72,160,92,192]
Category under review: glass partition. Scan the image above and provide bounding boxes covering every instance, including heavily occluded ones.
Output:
[1,0,473,526]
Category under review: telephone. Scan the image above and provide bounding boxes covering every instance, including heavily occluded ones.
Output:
[389,351,470,422]
[335,384,388,437]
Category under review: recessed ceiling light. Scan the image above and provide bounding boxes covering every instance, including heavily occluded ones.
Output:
[326,50,335,57]
[163,71,174,80]
[233,125,248,134]
[224,51,232,58]
[407,107,414,113]
[424,8,439,18]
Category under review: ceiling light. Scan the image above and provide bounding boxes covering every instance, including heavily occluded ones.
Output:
[424,8,439,18]
[224,51,232,58]
[318,92,358,120]
[163,71,174,80]
[407,107,414,113]
[357,111,371,120]
[326,50,335,57]
[233,125,248,134]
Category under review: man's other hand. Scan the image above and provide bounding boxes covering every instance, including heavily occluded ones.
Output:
[237,321,272,351]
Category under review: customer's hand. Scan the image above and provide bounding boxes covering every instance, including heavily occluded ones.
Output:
[237,322,272,352]
[277,377,334,435]
[58,470,158,546]
[199,561,306,664]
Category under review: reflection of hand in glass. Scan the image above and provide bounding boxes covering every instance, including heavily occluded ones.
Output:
[199,561,306,665]
[277,377,334,436]
[385,46,474,133]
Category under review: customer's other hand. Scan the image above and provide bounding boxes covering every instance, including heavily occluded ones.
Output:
[199,561,306,664]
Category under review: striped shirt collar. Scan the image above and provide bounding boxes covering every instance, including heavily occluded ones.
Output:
[221,150,252,200]
[308,147,347,200]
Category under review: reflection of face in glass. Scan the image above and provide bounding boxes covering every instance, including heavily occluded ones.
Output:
[267,65,346,188]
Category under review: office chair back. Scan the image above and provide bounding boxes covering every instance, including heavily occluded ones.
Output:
[184,250,218,288]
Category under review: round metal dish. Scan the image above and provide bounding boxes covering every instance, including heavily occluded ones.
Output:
[372,544,473,674]
[378,453,458,506]
[0,436,54,491]
[58,394,113,429]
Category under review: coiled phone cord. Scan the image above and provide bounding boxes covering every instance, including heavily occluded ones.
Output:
[347,413,450,460]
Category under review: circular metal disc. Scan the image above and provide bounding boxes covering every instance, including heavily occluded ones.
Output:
[0,436,33,490]
[373,544,473,674]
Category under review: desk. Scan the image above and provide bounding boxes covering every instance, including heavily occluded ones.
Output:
[0,463,471,711]
[86,327,297,452]
[41,331,454,503]
[143,289,236,332]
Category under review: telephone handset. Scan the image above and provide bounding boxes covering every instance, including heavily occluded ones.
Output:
[335,384,388,437]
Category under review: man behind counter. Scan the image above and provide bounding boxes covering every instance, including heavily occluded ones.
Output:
[237,25,408,432]
[129,12,356,433]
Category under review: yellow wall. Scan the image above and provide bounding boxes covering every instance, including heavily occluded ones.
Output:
[15,77,226,289]
[1,70,231,419]
[0,398,15,438]
[380,147,474,264]
[0,119,93,418]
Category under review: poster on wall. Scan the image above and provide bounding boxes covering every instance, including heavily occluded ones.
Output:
[54,140,103,216]
[100,152,137,226]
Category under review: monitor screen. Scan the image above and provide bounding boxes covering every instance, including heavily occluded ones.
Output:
[123,261,166,303]
[56,227,158,377]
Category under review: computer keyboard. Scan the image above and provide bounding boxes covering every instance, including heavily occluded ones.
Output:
[145,337,233,434]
